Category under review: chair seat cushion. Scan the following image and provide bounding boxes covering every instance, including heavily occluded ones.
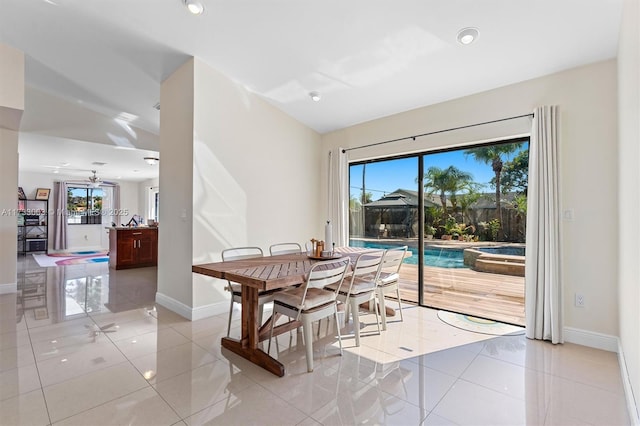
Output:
[274,287,335,311]
[326,276,376,296]
[378,272,399,286]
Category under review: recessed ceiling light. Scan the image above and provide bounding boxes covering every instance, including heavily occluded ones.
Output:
[457,27,479,45]
[144,157,159,166]
[184,0,204,15]
[52,170,59,174]
[309,91,321,102]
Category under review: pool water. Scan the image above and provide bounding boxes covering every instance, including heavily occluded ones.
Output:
[349,240,467,269]
[476,246,525,256]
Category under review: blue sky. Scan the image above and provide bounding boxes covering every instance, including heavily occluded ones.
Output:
[349,147,526,201]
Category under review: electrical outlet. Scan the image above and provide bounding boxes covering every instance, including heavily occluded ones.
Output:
[575,293,585,307]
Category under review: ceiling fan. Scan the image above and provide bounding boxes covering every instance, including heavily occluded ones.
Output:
[88,170,102,188]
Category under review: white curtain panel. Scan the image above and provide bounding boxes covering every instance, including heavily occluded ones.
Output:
[525,105,563,344]
[52,181,68,250]
[328,148,349,247]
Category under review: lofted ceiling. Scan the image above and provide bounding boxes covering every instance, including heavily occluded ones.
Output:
[0,0,624,180]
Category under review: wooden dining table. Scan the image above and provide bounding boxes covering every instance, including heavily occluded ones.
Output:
[192,247,368,377]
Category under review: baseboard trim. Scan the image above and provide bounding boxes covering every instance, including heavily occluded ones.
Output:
[155,292,228,321]
[0,283,17,294]
[618,339,640,425]
[563,326,618,352]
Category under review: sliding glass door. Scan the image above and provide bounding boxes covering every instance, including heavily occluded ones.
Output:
[349,157,419,297]
[348,138,529,325]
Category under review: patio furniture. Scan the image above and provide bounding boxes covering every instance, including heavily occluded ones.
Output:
[221,246,274,337]
[268,257,350,372]
[376,246,407,330]
[326,250,384,346]
[269,242,302,256]
[193,249,366,376]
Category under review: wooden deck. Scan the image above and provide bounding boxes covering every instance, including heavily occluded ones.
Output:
[395,263,525,326]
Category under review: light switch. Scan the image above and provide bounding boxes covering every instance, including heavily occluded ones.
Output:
[563,209,574,221]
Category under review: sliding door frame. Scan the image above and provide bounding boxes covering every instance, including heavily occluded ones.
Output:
[348,135,530,310]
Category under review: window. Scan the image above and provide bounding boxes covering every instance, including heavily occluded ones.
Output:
[67,187,103,224]
[148,187,159,222]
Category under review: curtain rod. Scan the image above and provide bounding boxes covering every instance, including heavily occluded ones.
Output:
[341,113,534,154]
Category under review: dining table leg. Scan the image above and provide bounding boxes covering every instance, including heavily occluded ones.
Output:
[220,285,285,377]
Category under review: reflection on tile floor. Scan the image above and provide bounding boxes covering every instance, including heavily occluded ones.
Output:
[0,255,631,425]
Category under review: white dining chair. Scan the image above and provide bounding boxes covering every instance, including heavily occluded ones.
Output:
[325,250,385,347]
[221,246,275,337]
[375,245,407,330]
[269,242,302,256]
[268,257,350,372]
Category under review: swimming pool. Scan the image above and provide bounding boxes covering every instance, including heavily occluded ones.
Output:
[349,240,467,268]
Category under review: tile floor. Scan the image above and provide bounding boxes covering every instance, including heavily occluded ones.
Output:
[0,255,631,425]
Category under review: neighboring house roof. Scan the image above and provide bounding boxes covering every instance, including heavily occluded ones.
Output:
[365,188,521,209]
[364,192,417,208]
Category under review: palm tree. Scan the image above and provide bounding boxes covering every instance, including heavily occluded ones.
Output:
[421,165,474,216]
[443,166,474,214]
[422,167,449,214]
[464,143,523,227]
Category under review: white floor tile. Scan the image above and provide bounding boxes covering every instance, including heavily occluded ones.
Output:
[129,342,217,384]
[0,343,35,372]
[114,327,191,360]
[153,359,255,418]
[432,379,537,426]
[0,329,30,351]
[0,389,50,426]
[461,354,552,404]
[544,374,630,425]
[184,383,307,426]
[43,362,149,423]
[376,360,457,411]
[52,386,180,426]
[409,343,480,377]
[36,339,127,387]
[0,364,42,401]
[170,315,228,340]
[309,379,427,425]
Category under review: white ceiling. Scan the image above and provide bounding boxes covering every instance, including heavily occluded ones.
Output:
[0,0,624,179]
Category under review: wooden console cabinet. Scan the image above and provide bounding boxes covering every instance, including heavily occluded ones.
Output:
[108,227,158,269]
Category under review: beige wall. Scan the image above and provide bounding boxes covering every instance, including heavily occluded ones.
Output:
[0,129,19,293]
[322,60,619,338]
[617,0,640,420]
[157,58,322,318]
[0,44,23,293]
[190,59,322,313]
[158,59,195,311]
[0,44,24,132]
